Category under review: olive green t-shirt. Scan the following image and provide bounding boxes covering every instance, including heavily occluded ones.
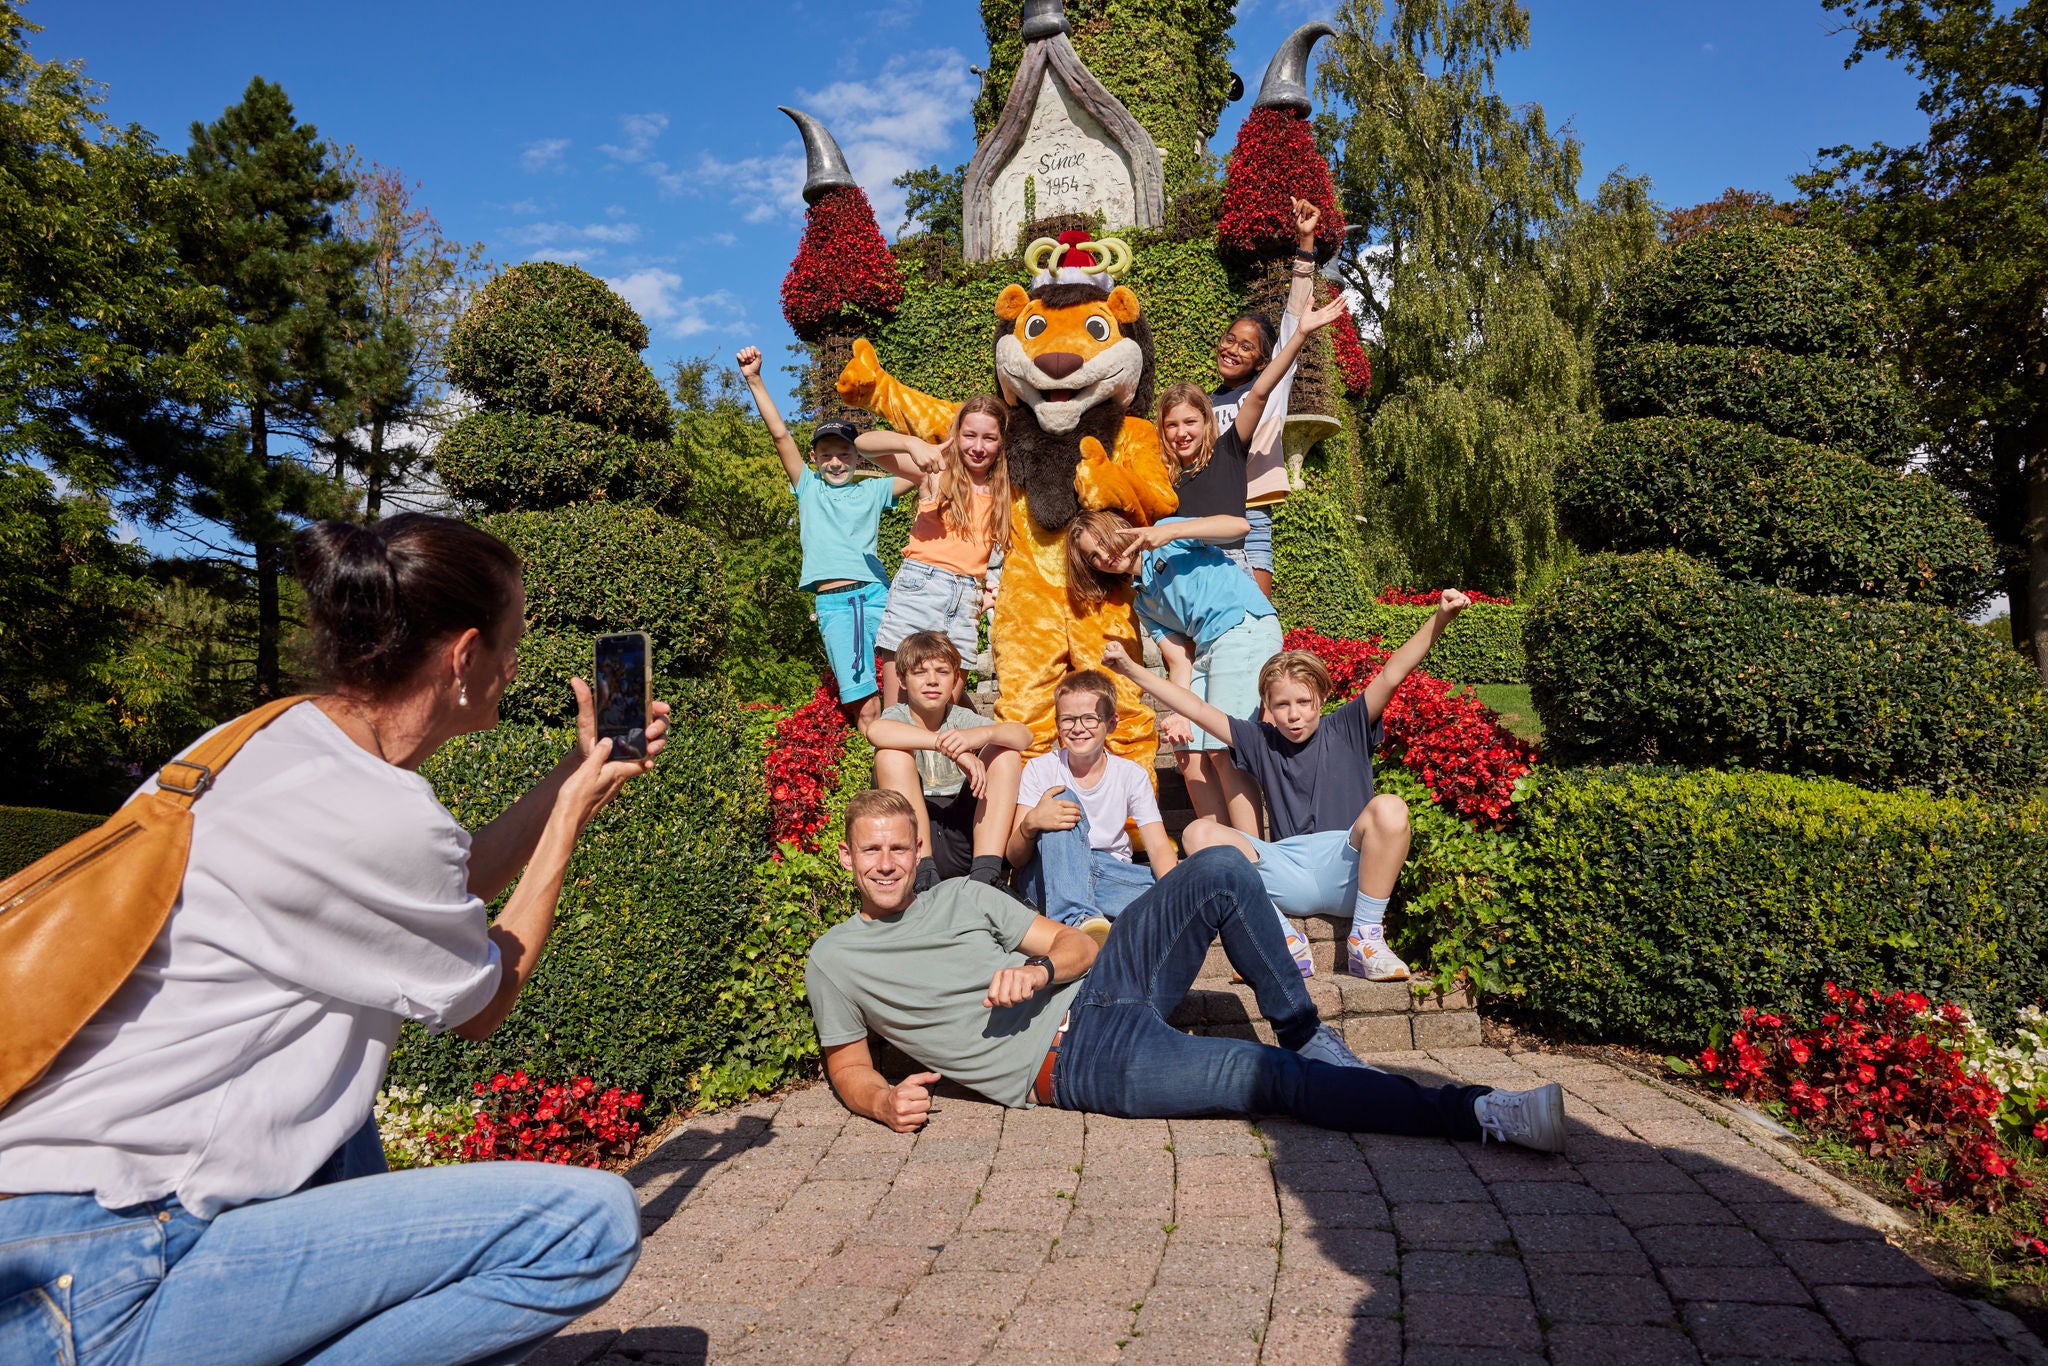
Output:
[804,879,1080,1108]
[877,702,985,798]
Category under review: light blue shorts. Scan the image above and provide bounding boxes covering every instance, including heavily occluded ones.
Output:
[1244,829,1360,917]
[1179,612,1283,753]
[814,580,889,704]
[1245,505,1274,573]
[876,558,982,660]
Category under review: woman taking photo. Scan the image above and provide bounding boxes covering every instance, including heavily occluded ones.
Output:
[0,513,657,1364]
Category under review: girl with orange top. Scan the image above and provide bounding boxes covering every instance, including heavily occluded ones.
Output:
[856,395,1011,708]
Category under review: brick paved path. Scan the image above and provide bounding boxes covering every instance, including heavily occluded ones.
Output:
[537,1047,2041,1366]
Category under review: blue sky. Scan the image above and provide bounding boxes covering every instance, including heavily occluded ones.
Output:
[39,0,1928,411]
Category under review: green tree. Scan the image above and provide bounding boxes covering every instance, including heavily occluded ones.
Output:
[1796,0,2048,681]
[891,162,966,259]
[177,78,368,698]
[1316,0,1655,592]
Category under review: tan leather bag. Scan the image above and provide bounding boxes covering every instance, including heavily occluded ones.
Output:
[0,695,313,1112]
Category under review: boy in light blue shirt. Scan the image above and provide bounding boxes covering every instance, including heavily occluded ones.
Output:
[741,345,913,731]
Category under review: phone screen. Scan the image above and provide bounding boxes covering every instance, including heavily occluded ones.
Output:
[593,632,651,761]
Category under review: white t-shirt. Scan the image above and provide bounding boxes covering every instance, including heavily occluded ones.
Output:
[1017,749,1162,862]
[0,702,502,1217]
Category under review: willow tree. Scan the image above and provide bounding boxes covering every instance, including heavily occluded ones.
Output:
[1316,0,1655,593]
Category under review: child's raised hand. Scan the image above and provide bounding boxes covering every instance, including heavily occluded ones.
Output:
[1159,713,1193,747]
[1100,640,1134,673]
[1300,293,1354,335]
[1437,588,1472,618]
[736,346,763,379]
[1292,196,1321,242]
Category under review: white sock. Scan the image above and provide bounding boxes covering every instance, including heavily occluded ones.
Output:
[1275,904,1302,946]
[1352,892,1390,943]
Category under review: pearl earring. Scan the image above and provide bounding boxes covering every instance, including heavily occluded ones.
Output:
[458,684,469,707]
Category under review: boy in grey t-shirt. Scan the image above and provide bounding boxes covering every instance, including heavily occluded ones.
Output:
[868,632,1032,890]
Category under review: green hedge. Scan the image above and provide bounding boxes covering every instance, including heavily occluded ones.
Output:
[446,263,673,440]
[388,680,768,1117]
[1509,766,2048,1049]
[478,504,729,724]
[436,412,690,515]
[1598,224,1888,359]
[0,805,102,878]
[1525,552,2048,795]
[1594,342,1915,464]
[1556,418,1996,608]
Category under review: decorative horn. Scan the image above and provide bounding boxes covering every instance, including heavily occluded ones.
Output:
[1020,0,1070,41]
[1252,20,1337,115]
[778,106,857,205]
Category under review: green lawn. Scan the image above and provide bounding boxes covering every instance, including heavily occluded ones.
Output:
[1471,684,1543,746]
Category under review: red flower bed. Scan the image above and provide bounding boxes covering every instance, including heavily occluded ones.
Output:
[460,1072,643,1167]
[1217,107,1345,263]
[1702,986,2039,1234]
[765,683,852,851]
[1327,289,1373,396]
[1377,586,1513,606]
[1282,628,1535,826]
[781,184,905,340]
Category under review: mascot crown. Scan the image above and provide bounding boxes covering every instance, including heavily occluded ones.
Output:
[1023,231,1132,293]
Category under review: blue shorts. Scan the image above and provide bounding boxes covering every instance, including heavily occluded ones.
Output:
[1180,613,1283,753]
[1244,829,1360,916]
[1245,505,1274,573]
[876,558,982,660]
[814,580,889,703]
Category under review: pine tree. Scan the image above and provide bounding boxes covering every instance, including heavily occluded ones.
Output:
[181,77,368,697]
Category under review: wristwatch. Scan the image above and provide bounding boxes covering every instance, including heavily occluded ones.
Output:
[1023,955,1057,992]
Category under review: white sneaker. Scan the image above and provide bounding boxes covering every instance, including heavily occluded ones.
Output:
[1077,916,1113,947]
[1284,927,1316,978]
[1296,1022,1367,1068]
[1348,930,1409,981]
[1473,1083,1567,1154]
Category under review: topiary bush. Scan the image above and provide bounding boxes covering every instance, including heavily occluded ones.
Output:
[1524,551,2048,795]
[436,411,691,515]
[387,679,768,1118]
[478,504,729,725]
[1596,223,1888,359]
[1509,766,2048,1050]
[446,262,673,440]
[1556,418,1995,608]
[1594,343,1914,464]
[0,805,102,878]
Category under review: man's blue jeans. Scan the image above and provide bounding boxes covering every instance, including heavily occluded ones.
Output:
[1019,806,1156,925]
[0,1161,640,1365]
[1052,847,1489,1137]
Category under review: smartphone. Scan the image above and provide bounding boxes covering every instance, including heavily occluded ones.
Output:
[593,631,652,761]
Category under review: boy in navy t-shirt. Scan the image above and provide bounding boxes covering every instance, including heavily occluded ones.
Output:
[1103,589,1472,981]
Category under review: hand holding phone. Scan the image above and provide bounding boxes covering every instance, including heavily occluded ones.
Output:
[593,632,652,761]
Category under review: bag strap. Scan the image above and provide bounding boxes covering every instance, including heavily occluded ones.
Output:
[154,694,318,810]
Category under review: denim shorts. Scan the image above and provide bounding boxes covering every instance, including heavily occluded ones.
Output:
[1245,505,1274,573]
[876,559,982,659]
[813,580,889,704]
[1243,829,1360,916]
[1179,613,1284,753]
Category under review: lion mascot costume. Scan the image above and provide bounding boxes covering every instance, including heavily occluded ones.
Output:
[837,231,1177,769]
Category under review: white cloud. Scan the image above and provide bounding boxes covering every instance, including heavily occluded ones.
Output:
[490,197,544,215]
[512,221,644,248]
[605,269,746,339]
[521,138,570,173]
[601,113,669,164]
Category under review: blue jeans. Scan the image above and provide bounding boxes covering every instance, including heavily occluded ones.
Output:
[1019,807,1156,925]
[1052,847,1488,1136]
[0,1162,641,1365]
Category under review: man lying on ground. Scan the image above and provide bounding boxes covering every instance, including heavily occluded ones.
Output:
[805,788,1566,1146]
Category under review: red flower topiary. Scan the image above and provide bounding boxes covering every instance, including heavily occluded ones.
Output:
[764,682,853,852]
[1218,107,1345,263]
[781,185,905,341]
[1327,288,1374,397]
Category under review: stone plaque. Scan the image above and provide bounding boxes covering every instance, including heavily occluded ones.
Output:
[986,73,1139,249]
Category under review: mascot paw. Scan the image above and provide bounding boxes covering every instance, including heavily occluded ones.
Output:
[836,338,882,399]
[1079,435,1111,467]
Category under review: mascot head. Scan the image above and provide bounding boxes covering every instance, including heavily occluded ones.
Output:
[993,233,1158,530]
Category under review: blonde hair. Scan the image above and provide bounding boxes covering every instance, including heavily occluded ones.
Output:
[937,395,1011,554]
[1156,381,1218,485]
[894,630,961,680]
[1065,508,1136,609]
[1055,669,1119,723]
[1258,649,1334,703]
[844,787,917,839]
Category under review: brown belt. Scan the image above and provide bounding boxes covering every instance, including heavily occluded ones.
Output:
[1032,1014,1070,1106]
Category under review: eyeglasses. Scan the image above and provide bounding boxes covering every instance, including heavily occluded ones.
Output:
[1217,336,1263,358]
[1056,712,1109,734]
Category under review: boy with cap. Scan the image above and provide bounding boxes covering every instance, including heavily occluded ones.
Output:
[742,345,914,731]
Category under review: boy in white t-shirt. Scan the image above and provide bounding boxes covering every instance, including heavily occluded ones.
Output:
[1006,670,1178,942]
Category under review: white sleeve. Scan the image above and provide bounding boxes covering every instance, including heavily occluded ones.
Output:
[1017,755,1054,809]
[1248,309,1299,461]
[1123,761,1164,828]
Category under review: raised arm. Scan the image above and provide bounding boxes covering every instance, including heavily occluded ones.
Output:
[1100,639,1235,746]
[738,346,806,486]
[1120,515,1251,554]
[1285,196,1320,322]
[1361,589,1471,721]
[1233,293,1355,444]
[855,428,945,487]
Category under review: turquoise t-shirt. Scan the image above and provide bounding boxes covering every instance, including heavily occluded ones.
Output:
[794,469,899,591]
[1136,518,1277,649]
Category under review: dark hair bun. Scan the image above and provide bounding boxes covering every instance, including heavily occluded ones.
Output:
[294,514,522,695]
